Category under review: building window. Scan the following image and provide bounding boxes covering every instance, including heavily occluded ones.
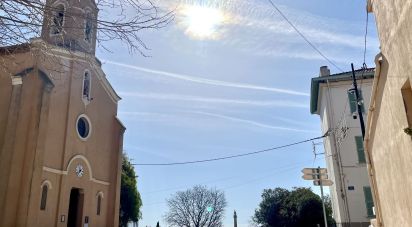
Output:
[76,115,91,139]
[82,72,91,101]
[97,195,102,215]
[84,13,93,42]
[401,80,412,127]
[51,4,65,35]
[363,186,375,217]
[40,185,48,210]
[348,89,365,114]
[355,136,366,164]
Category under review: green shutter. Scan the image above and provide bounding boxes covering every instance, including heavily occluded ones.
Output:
[363,187,375,217]
[348,90,365,113]
[348,90,357,113]
[355,136,366,163]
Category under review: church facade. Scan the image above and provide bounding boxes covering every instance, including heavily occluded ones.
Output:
[0,0,125,226]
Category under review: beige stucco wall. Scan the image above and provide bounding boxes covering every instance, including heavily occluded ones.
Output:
[0,40,124,227]
[368,0,412,226]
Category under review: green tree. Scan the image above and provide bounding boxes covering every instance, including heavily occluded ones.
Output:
[119,153,142,227]
[253,187,334,227]
[156,221,160,227]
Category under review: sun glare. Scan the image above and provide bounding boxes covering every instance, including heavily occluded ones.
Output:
[180,5,226,39]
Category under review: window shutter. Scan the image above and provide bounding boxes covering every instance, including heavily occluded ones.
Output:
[348,90,357,113]
[363,187,375,217]
[355,136,366,163]
[348,90,365,113]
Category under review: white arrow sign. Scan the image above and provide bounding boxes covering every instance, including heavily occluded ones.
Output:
[302,174,328,180]
[301,168,327,175]
[313,179,334,186]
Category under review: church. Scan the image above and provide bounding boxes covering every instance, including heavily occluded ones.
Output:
[0,0,125,226]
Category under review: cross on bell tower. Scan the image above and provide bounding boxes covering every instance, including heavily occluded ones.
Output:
[41,0,98,54]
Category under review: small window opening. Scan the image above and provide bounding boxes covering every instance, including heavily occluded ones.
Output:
[40,185,48,210]
[51,5,65,34]
[401,80,412,127]
[85,13,93,42]
[77,117,90,139]
[97,195,102,215]
[82,72,90,101]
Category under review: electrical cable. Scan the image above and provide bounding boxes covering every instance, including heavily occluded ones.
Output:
[143,160,314,206]
[132,132,329,166]
[266,0,344,72]
[360,8,370,90]
[143,159,312,194]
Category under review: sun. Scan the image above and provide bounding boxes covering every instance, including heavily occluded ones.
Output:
[180,5,226,40]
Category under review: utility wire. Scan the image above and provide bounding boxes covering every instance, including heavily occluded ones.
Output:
[132,133,329,166]
[266,0,344,72]
[363,11,369,68]
[143,160,313,206]
[360,9,370,89]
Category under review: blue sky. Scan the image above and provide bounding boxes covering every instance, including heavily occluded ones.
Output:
[96,0,379,226]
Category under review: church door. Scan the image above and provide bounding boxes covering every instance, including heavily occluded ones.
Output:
[67,188,84,227]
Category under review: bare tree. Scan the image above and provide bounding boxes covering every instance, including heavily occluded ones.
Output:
[0,0,173,54]
[165,185,227,227]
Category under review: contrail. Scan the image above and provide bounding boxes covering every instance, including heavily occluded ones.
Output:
[118,92,307,108]
[190,111,317,133]
[103,60,309,96]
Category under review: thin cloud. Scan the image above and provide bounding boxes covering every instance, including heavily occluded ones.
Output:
[104,60,309,96]
[159,0,379,62]
[190,111,318,133]
[118,92,308,108]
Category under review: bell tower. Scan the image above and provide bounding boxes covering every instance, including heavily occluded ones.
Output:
[41,0,98,54]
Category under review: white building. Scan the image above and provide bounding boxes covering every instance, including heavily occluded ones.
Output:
[310,66,375,227]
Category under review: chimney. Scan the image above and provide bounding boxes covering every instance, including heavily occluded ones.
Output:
[319,66,330,77]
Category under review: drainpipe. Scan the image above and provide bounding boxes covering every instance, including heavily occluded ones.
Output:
[364,52,384,227]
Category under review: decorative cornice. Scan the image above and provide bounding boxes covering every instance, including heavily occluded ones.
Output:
[43,154,110,186]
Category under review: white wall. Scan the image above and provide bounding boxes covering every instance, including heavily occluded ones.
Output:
[317,78,373,225]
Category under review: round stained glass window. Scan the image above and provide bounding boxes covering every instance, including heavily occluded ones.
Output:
[77,116,90,139]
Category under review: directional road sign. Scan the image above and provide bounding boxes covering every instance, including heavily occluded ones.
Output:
[301,168,327,175]
[313,179,333,186]
[302,174,328,180]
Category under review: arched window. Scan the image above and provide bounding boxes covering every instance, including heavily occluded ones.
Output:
[96,194,102,215]
[82,71,91,101]
[40,185,48,210]
[84,13,93,42]
[51,4,65,34]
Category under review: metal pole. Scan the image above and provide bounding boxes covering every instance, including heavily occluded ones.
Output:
[318,167,328,227]
[351,63,366,139]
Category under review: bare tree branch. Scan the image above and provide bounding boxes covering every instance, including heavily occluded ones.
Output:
[165,185,227,227]
[0,0,173,52]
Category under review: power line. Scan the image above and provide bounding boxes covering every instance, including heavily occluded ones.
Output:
[360,9,370,89]
[143,160,314,206]
[132,133,329,166]
[362,11,369,68]
[143,159,312,195]
[266,0,344,72]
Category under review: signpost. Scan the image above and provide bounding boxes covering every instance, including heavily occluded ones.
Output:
[301,167,332,227]
[313,179,333,186]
